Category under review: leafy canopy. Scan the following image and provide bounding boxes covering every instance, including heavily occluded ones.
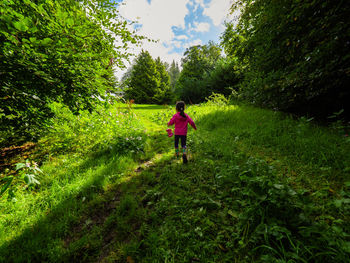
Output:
[124,50,173,104]
[176,41,241,103]
[222,0,350,119]
[0,0,143,145]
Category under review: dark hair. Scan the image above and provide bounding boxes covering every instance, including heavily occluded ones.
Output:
[176,101,186,118]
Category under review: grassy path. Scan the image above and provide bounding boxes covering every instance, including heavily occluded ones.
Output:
[0,104,349,262]
[67,104,349,262]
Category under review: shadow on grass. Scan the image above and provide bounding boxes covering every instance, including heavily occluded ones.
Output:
[3,105,348,262]
[0,133,172,262]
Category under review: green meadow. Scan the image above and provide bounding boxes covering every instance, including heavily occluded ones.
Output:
[0,100,349,262]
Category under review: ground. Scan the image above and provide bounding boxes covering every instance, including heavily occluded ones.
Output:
[0,103,349,262]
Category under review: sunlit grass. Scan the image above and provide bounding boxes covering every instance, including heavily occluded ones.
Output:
[0,101,349,262]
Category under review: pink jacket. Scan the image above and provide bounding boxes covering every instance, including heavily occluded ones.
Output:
[168,112,197,135]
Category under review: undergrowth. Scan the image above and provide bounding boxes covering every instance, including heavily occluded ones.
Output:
[0,101,349,262]
[119,103,350,262]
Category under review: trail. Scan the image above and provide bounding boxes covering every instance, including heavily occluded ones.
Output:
[60,106,182,262]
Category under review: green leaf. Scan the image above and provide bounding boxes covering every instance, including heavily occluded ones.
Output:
[66,18,74,26]
[13,21,28,32]
[273,184,284,190]
[24,174,40,186]
[33,166,43,173]
[60,38,69,44]
[29,26,38,33]
[343,242,350,253]
[15,163,26,171]
[333,199,349,208]
[41,38,53,46]
[227,209,238,218]
[29,37,37,43]
[0,177,14,196]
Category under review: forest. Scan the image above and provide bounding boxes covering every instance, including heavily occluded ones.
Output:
[0,0,349,262]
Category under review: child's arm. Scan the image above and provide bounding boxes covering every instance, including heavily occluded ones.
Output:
[188,116,197,130]
[168,115,175,126]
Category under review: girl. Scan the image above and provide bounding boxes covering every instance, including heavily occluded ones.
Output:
[167,101,197,163]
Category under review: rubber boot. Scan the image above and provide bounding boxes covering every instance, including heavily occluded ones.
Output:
[175,148,179,158]
[182,148,188,164]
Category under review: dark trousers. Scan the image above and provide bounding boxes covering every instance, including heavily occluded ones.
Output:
[174,135,187,148]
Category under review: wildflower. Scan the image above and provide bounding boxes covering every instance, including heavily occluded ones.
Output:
[137,136,142,140]
[125,137,129,141]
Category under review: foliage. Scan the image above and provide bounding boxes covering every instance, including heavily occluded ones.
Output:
[149,105,174,126]
[41,102,146,156]
[0,104,349,262]
[0,101,146,202]
[176,41,222,103]
[0,102,162,262]
[153,57,173,104]
[124,50,159,103]
[168,60,181,91]
[0,0,142,145]
[135,105,350,262]
[202,58,242,97]
[205,92,229,107]
[124,51,173,104]
[222,0,350,119]
[0,160,42,200]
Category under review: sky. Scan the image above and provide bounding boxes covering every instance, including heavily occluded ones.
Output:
[115,0,236,79]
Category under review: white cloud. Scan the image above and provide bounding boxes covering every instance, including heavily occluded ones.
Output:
[193,0,206,8]
[119,0,189,43]
[114,0,237,80]
[203,0,232,27]
[183,39,202,49]
[171,40,183,48]
[115,0,191,79]
[192,22,210,32]
[175,35,189,40]
[115,39,183,80]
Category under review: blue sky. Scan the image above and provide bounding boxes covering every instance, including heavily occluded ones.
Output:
[170,1,225,54]
[116,0,234,77]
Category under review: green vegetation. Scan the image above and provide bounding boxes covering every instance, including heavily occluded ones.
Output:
[222,0,350,119]
[168,60,181,91]
[1,101,349,262]
[1,0,349,261]
[0,0,142,145]
[123,50,173,104]
[176,41,240,103]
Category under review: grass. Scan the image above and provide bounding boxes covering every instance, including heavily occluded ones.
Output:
[0,101,349,262]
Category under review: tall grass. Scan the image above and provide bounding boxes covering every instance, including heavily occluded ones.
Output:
[132,100,350,262]
[0,102,150,262]
[0,100,349,262]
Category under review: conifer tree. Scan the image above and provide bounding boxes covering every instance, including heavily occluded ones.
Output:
[168,60,181,91]
[153,57,173,104]
[125,50,159,103]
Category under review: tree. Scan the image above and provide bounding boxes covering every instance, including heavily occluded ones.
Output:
[222,0,350,119]
[176,42,222,103]
[204,58,242,97]
[168,60,181,91]
[124,50,160,103]
[124,52,174,104]
[0,0,143,145]
[153,57,173,104]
